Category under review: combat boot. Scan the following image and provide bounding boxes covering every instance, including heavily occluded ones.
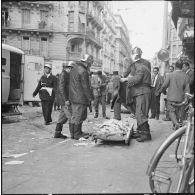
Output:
[136,122,151,142]
[131,130,142,139]
[73,124,83,140]
[69,123,74,139]
[78,123,90,138]
[54,123,67,139]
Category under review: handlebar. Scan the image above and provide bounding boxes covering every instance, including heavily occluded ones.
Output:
[171,93,194,107]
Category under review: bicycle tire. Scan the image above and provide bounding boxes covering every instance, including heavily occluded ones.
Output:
[148,126,186,193]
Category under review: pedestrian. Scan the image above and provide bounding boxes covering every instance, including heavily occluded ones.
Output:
[33,64,57,125]
[69,54,94,140]
[121,47,152,142]
[54,62,74,139]
[150,67,164,120]
[162,65,175,121]
[112,71,122,120]
[91,70,109,119]
[54,74,61,111]
[160,60,190,130]
[106,78,113,105]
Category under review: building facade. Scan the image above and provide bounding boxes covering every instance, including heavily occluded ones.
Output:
[2,1,131,74]
[114,15,132,75]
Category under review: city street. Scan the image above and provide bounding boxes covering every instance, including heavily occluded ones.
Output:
[2,105,173,194]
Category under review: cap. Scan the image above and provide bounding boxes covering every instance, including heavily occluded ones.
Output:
[44,64,52,69]
[67,61,74,67]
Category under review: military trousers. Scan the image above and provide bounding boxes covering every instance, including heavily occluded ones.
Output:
[94,95,106,115]
[113,99,121,120]
[134,93,151,127]
[57,105,72,125]
[71,103,88,125]
[41,100,54,123]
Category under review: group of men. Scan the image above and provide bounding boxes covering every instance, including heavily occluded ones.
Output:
[33,46,194,142]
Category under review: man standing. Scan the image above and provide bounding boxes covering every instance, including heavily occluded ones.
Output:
[33,64,57,125]
[91,70,109,118]
[182,61,194,94]
[150,67,164,120]
[121,47,152,142]
[69,54,94,140]
[54,62,73,139]
[106,77,113,105]
[160,60,190,130]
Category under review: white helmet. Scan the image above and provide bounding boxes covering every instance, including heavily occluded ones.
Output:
[44,63,52,69]
[81,54,94,64]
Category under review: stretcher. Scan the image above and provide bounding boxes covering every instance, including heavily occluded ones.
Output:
[92,123,134,146]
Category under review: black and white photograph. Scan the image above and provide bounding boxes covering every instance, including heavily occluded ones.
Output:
[1,0,194,194]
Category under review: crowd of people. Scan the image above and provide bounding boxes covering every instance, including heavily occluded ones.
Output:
[32,47,194,142]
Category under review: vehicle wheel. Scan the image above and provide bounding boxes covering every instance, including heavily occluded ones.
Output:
[149,126,186,193]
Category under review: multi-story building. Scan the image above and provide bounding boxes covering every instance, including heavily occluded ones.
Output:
[2,1,131,74]
[167,13,183,66]
[114,14,131,75]
[101,1,117,74]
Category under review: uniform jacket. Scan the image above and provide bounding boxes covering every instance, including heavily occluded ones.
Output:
[160,70,190,102]
[58,70,70,106]
[152,74,164,96]
[33,74,57,101]
[127,58,152,97]
[91,74,108,96]
[69,61,93,105]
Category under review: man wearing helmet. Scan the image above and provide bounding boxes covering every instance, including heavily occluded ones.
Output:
[69,54,94,140]
[121,47,152,142]
[54,61,74,139]
[33,64,57,125]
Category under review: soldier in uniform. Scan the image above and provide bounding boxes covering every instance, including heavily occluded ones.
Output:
[54,62,74,139]
[69,54,94,140]
[33,64,57,125]
[121,47,152,142]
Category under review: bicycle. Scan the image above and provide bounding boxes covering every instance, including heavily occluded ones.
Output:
[146,93,194,193]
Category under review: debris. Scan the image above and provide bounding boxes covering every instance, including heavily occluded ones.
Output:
[5,160,24,165]
[2,153,27,158]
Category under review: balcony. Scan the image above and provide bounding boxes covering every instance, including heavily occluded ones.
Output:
[67,51,82,61]
[38,21,54,31]
[86,28,103,48]
[87,11,103,30]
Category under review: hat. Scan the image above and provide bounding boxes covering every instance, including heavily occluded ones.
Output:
[81,54,94,64]
[44,64,52,69]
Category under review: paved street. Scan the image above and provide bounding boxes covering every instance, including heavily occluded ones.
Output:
[2,105,173,194]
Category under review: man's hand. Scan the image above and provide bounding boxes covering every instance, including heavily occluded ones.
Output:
[32,93,36,98]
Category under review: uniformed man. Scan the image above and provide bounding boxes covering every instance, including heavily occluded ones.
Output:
[121,47,152,142]
[33,64,57,125]
[69,54,94,140]
[54,61,74,139]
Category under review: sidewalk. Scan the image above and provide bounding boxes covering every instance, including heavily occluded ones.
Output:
[2,105,173,193]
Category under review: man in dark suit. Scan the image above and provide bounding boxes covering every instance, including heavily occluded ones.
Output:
[160,60,190,130]
[33,64,57,125]
[150,67,164,120]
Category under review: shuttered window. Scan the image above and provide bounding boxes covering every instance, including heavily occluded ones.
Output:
[22,36,30,51]
[40,37,48,57]
[22,9,30,24]
[68,11,74,32]
[40,10,48,22]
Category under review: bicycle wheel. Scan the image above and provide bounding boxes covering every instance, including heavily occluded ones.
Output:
[148,126,186,193]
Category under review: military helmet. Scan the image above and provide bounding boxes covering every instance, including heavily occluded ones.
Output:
[132,47,143,56]
[81,54,94,64]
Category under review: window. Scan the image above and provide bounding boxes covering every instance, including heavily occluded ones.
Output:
[2,35,7,43]
[22,36,30,51]
[71,44,75,52]
[22,9,30,24]
[2,8,9,27]
[40,10,48,22]
[68,11,74,32]
[2,58,6,66]
[40,37,48,57]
